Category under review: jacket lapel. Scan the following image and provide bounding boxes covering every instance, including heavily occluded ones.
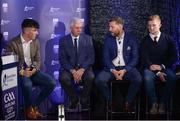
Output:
[17,36,24,60]
[30,41,33,61]
[78,35,83,57]
[123,34,128,56]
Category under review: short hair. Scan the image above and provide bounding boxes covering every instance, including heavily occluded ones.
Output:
[70,17,84,27]
[21,18,39,29]
[109,16,124,25]
[148,14,161,22]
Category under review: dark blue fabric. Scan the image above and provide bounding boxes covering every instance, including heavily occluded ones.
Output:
[143,68,176,105]
[19,71,55,107]
[59,33,95,71]
[141,33,177,69]
[103,33,139,72]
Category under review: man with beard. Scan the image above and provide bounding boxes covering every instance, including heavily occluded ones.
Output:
[95,17,142,112]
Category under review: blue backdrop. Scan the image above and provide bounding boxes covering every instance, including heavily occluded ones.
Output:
[1,0,88,114]
[1,0,88,82]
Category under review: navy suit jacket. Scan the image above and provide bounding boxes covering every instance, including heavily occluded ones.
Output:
[103,33,139,72]
[59,33,95,71]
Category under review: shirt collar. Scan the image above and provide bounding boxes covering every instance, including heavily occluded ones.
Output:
[21,34,32,44]
[149,32,161,41]
[71,34,80,41]
[116,32,125,40]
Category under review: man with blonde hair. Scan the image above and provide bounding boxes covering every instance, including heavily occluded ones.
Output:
[141,14,177,114]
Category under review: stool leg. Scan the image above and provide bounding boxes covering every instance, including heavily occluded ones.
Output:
[58,104,65,121]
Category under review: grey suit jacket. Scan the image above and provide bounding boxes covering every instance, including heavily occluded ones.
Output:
[6,35,41,70]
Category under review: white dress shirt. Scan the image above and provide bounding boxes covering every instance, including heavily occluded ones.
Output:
[149,32,161,42]
[21,34,32,67]
[112,33,125,67]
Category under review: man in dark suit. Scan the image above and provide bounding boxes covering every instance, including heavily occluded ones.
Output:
[141,15,177,114]
[6,19,55,119]
[95,17,142,112]
[59,18,95,110]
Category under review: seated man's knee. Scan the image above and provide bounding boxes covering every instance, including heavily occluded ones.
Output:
[166,69,176,81]
[60,74,72,86]
[85,72,95,82]
[21,79,33,88]
[143,69,155,82]
[95,72,108,86]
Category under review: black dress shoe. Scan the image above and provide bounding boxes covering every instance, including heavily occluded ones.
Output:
[150,103,158,114]
[68,99,78,110]
[80,97,89,111]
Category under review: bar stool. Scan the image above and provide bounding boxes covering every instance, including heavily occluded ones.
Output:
[107,80,140,120]
[65,82,91,120]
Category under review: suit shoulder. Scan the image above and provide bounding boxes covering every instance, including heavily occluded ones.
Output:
[161,33,173,40]
[61,34,69,40]
[8,35,21,45]
[81,34,92,39]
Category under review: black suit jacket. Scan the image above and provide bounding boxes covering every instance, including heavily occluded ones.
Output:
[141,33,177,69]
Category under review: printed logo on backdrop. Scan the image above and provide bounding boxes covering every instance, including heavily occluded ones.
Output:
[53,71,59,80]
[3,32,9,41]
[53,18,59,26]
[49,7,61,14]
[1,19,11,26]
[51,60,59,66]
[2,3,8,13]
[76,7,86,13]
[53,44,59,54]
[24,6,34,12]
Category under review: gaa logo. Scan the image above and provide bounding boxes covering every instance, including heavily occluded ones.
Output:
[4,92,15,103]
[3,32,9,41]
[24,6,34,12]
[2,3,8,13]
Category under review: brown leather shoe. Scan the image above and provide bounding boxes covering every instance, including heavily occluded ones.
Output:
[124,102,132,112]
[25,106,37,119]
[150,103,158,114]
[33,107,43,118]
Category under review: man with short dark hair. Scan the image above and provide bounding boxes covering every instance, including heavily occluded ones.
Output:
[95,16,142,112]
[141,14,177,114]
[6,19,55,119]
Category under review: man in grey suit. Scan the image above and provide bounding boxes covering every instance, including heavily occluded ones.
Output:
[6,19,55,119]
[59,18,95,110]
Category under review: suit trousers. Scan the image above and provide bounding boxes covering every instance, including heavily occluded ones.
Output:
[19,70,56,107]
[60,68,94,102]
[95,68,142,104]
[143,68,176,105]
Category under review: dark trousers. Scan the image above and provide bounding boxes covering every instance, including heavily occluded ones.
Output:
[143,68,176,105]
[19,71,56,107]
[95,68,142,104]
[60,68,94,102]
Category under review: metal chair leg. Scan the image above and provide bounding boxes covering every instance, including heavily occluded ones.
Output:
[58,104,65,121]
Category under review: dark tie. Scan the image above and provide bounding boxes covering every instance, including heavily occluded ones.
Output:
[154,36,158,44]
[74,38,78,68]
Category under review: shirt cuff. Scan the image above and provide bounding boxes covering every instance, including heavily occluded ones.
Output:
[156,71,161,76]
